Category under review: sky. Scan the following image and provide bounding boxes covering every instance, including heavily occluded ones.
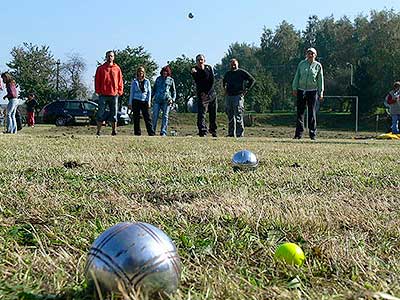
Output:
[0,0,399,95]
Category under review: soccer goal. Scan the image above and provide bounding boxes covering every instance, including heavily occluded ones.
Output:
[318,95,359,133]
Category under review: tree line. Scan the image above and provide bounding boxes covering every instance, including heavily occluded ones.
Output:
[5,9,400,115]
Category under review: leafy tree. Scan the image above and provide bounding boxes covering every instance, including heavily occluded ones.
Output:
[168,55,196,112]
[302,15,319,49]
[260,21,300,111]
[59,53,90,99]
[248,70,278,113]
[354,10,400,114]
[7,42,57,105]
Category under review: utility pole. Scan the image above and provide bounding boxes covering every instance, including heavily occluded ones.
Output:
[56,59,61,98]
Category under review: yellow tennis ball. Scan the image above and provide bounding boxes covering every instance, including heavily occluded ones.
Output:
[274,243,305,266]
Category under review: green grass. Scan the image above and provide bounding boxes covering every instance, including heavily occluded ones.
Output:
[0,120,399,299]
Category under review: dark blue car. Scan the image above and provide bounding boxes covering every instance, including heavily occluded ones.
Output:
[39,100,130,126]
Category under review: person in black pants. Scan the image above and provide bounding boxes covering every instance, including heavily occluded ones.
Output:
[128,66,155,136]
[191,54,217,137]
[292,47,324,140]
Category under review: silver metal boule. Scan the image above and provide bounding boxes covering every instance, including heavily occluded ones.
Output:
[231,150,258,171]
[85,222,181,298]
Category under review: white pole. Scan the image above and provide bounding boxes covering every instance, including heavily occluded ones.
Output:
[305,107,308,130]
[355,96,359,133]
[350,64,354,86]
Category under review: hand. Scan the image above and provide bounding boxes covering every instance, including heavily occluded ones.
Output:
[2,96,6,100]
[200,93,208,102]
[128,104,132,110]
[292,90,297,97]
[148,103,151,109]
[168,99,173,105]
[319,92,324,101]
[191,67,197,74]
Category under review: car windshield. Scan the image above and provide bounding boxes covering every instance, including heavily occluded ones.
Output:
[83,102,97,111]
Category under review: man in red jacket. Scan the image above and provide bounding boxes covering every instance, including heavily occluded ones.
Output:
[95,50,124,136]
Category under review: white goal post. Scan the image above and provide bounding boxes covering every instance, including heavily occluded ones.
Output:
[321,95,359,133]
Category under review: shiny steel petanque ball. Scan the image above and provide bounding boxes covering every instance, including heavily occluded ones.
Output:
[231,150,259,171]
[85,222,181,298]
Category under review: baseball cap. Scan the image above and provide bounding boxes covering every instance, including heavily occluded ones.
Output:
[306,47,317,55]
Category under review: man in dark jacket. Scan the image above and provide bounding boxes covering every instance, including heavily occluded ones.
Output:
[223,58,255,137]
[191,54,217,137]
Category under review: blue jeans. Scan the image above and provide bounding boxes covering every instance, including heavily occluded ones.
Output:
[7,98,18,133]
[96,95,118,122]
[392,114,400,134]
[152,100,171,136]
[225,95,244,137]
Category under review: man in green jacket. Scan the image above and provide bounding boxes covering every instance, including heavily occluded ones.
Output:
[292,47,324,140]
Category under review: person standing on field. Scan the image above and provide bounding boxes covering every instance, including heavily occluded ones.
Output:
[152,65,176,136]
[26,93,38,127]
[191,54,217,137]
[223,58,255,138]
[95,50,124,136]
[385,81,400,134]
[128,66,155,136]
[292,47,324,140]
[1,72,18,134]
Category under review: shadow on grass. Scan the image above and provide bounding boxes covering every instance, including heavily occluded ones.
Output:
[0,284,92,300]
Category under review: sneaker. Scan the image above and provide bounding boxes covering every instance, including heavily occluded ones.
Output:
[96,131,101,136]
[293,136,302,139]
[111,131,117,136]
[210,132,217,137]
[310,136,316,140]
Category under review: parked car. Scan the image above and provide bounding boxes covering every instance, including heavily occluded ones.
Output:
[38,100,130,126]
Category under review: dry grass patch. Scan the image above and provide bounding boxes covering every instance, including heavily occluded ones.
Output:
[0,128,399,299]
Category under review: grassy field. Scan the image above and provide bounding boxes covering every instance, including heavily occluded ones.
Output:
[0,118,399,299]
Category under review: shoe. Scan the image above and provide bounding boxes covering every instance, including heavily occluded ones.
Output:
[199,133,207,137]
[111,131,117,136]
[96,131,101,136]
[211,132,217,137]
[310,136,316,140]
[293,136,302,139]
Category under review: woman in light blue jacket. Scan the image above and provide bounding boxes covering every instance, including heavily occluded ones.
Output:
[152,65,176,136]
[128,66,155,136]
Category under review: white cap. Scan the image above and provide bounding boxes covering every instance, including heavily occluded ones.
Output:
[306,47,317,55]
